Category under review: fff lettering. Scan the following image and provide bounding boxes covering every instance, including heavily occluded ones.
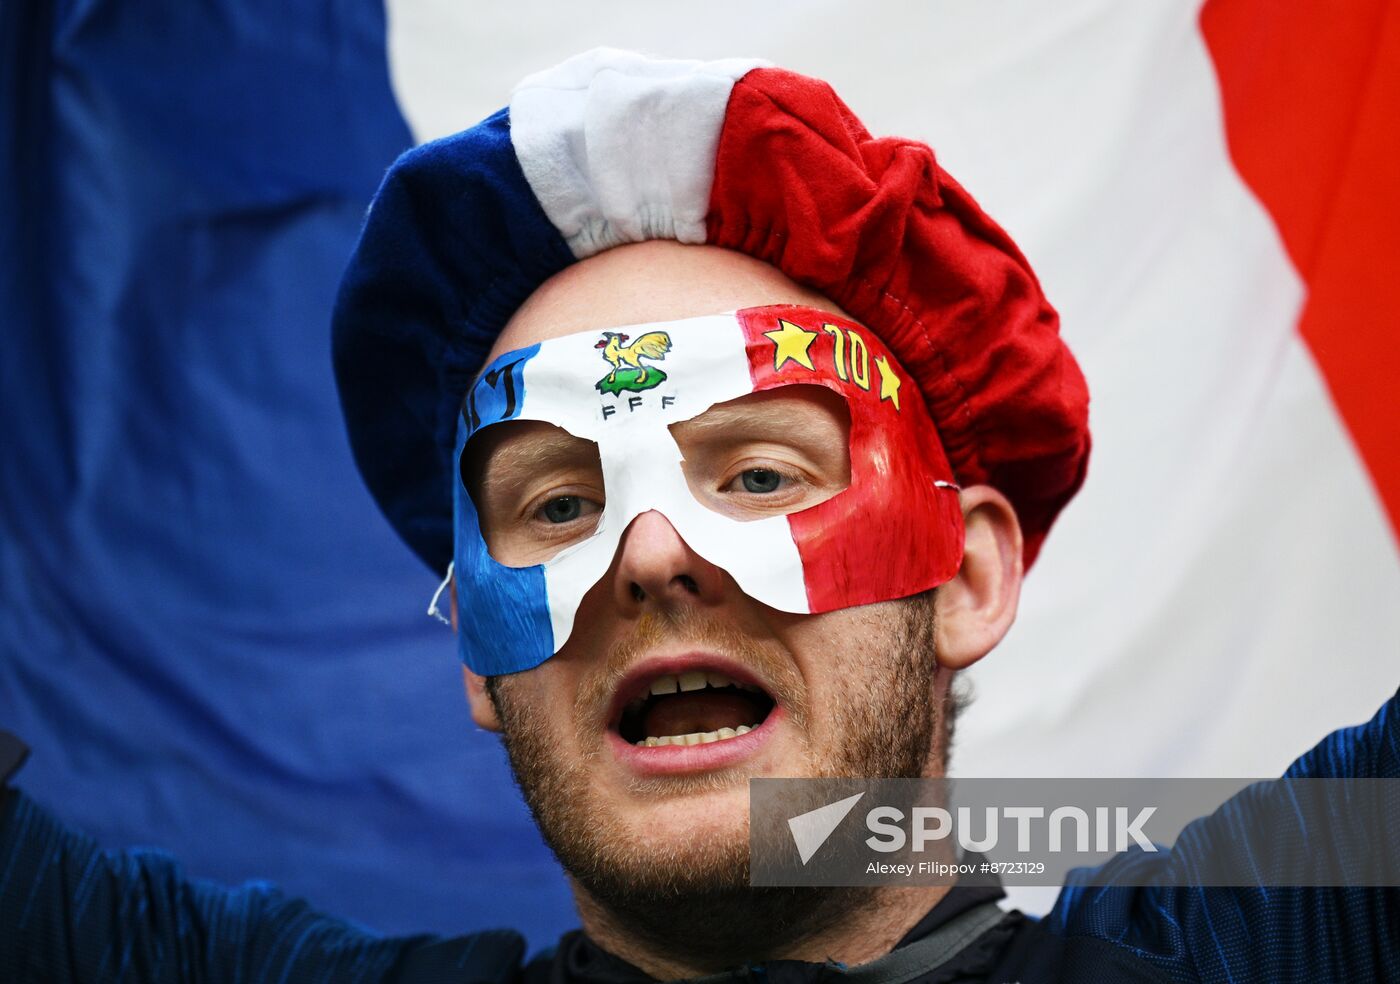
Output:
[602,394,676,420]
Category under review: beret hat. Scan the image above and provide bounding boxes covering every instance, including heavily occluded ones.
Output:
[332,48,1090,575]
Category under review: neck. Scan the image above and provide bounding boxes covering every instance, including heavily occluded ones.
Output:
[574,882,953,980]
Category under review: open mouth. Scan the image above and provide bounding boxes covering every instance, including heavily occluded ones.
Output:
[615,669,776,748]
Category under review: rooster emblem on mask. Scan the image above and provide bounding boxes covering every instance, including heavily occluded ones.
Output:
[594,330,673,395]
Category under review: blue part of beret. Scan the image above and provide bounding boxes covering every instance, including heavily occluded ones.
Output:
[332,108,574,572]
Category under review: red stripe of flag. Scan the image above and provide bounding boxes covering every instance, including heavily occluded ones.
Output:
[1201,0,1400,545]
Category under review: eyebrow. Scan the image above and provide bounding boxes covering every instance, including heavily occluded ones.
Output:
[671,400,795,439]
[470,430,599,493]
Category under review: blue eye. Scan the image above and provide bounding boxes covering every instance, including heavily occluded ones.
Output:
[740,469,783,494]
[540,496,584,523]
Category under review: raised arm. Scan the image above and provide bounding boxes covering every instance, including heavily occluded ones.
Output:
[1047,687,1400,983]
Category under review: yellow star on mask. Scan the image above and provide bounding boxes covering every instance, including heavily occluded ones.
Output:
[874,355,902,410]
[764,319,819,372]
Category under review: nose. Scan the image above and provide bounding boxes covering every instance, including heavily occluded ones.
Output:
[612,510,727,613]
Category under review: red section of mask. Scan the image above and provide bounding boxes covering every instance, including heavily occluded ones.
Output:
[735,305,964,612]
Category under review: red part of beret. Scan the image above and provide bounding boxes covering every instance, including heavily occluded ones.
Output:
[709,69,1090,567]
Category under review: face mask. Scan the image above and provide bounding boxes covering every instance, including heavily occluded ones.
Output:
[452,304,964,675]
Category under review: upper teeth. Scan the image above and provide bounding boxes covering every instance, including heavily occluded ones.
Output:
[647,671,758,695]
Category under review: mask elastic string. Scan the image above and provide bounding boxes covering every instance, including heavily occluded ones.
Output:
[427,561,455,627]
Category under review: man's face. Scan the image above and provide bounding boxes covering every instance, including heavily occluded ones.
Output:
[470,394,946,878]
[458,242,962,947]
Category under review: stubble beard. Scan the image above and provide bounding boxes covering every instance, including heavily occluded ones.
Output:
[488,592,943,967]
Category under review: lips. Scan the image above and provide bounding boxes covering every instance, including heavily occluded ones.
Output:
[609,657,777,753]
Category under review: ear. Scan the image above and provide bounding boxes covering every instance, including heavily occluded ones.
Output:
[934,484,1024,670]
[462,667,503,731]
[452,574,503,731]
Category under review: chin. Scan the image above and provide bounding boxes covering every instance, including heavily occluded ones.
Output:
[619,780,750,840]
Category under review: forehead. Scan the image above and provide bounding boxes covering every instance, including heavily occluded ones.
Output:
[487,241,848,362]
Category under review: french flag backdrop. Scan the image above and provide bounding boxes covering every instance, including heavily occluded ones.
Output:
[2,0,1396,945]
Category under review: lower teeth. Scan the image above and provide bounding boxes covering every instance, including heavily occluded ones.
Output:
[637,725,753,747]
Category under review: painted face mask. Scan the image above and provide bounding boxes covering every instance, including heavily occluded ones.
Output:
[452,304,964,675]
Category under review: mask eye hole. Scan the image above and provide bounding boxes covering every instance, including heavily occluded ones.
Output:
[668,385,851,522]
[461,420,605,568]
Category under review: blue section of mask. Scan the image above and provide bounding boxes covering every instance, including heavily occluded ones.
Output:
[455,346,556,675]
